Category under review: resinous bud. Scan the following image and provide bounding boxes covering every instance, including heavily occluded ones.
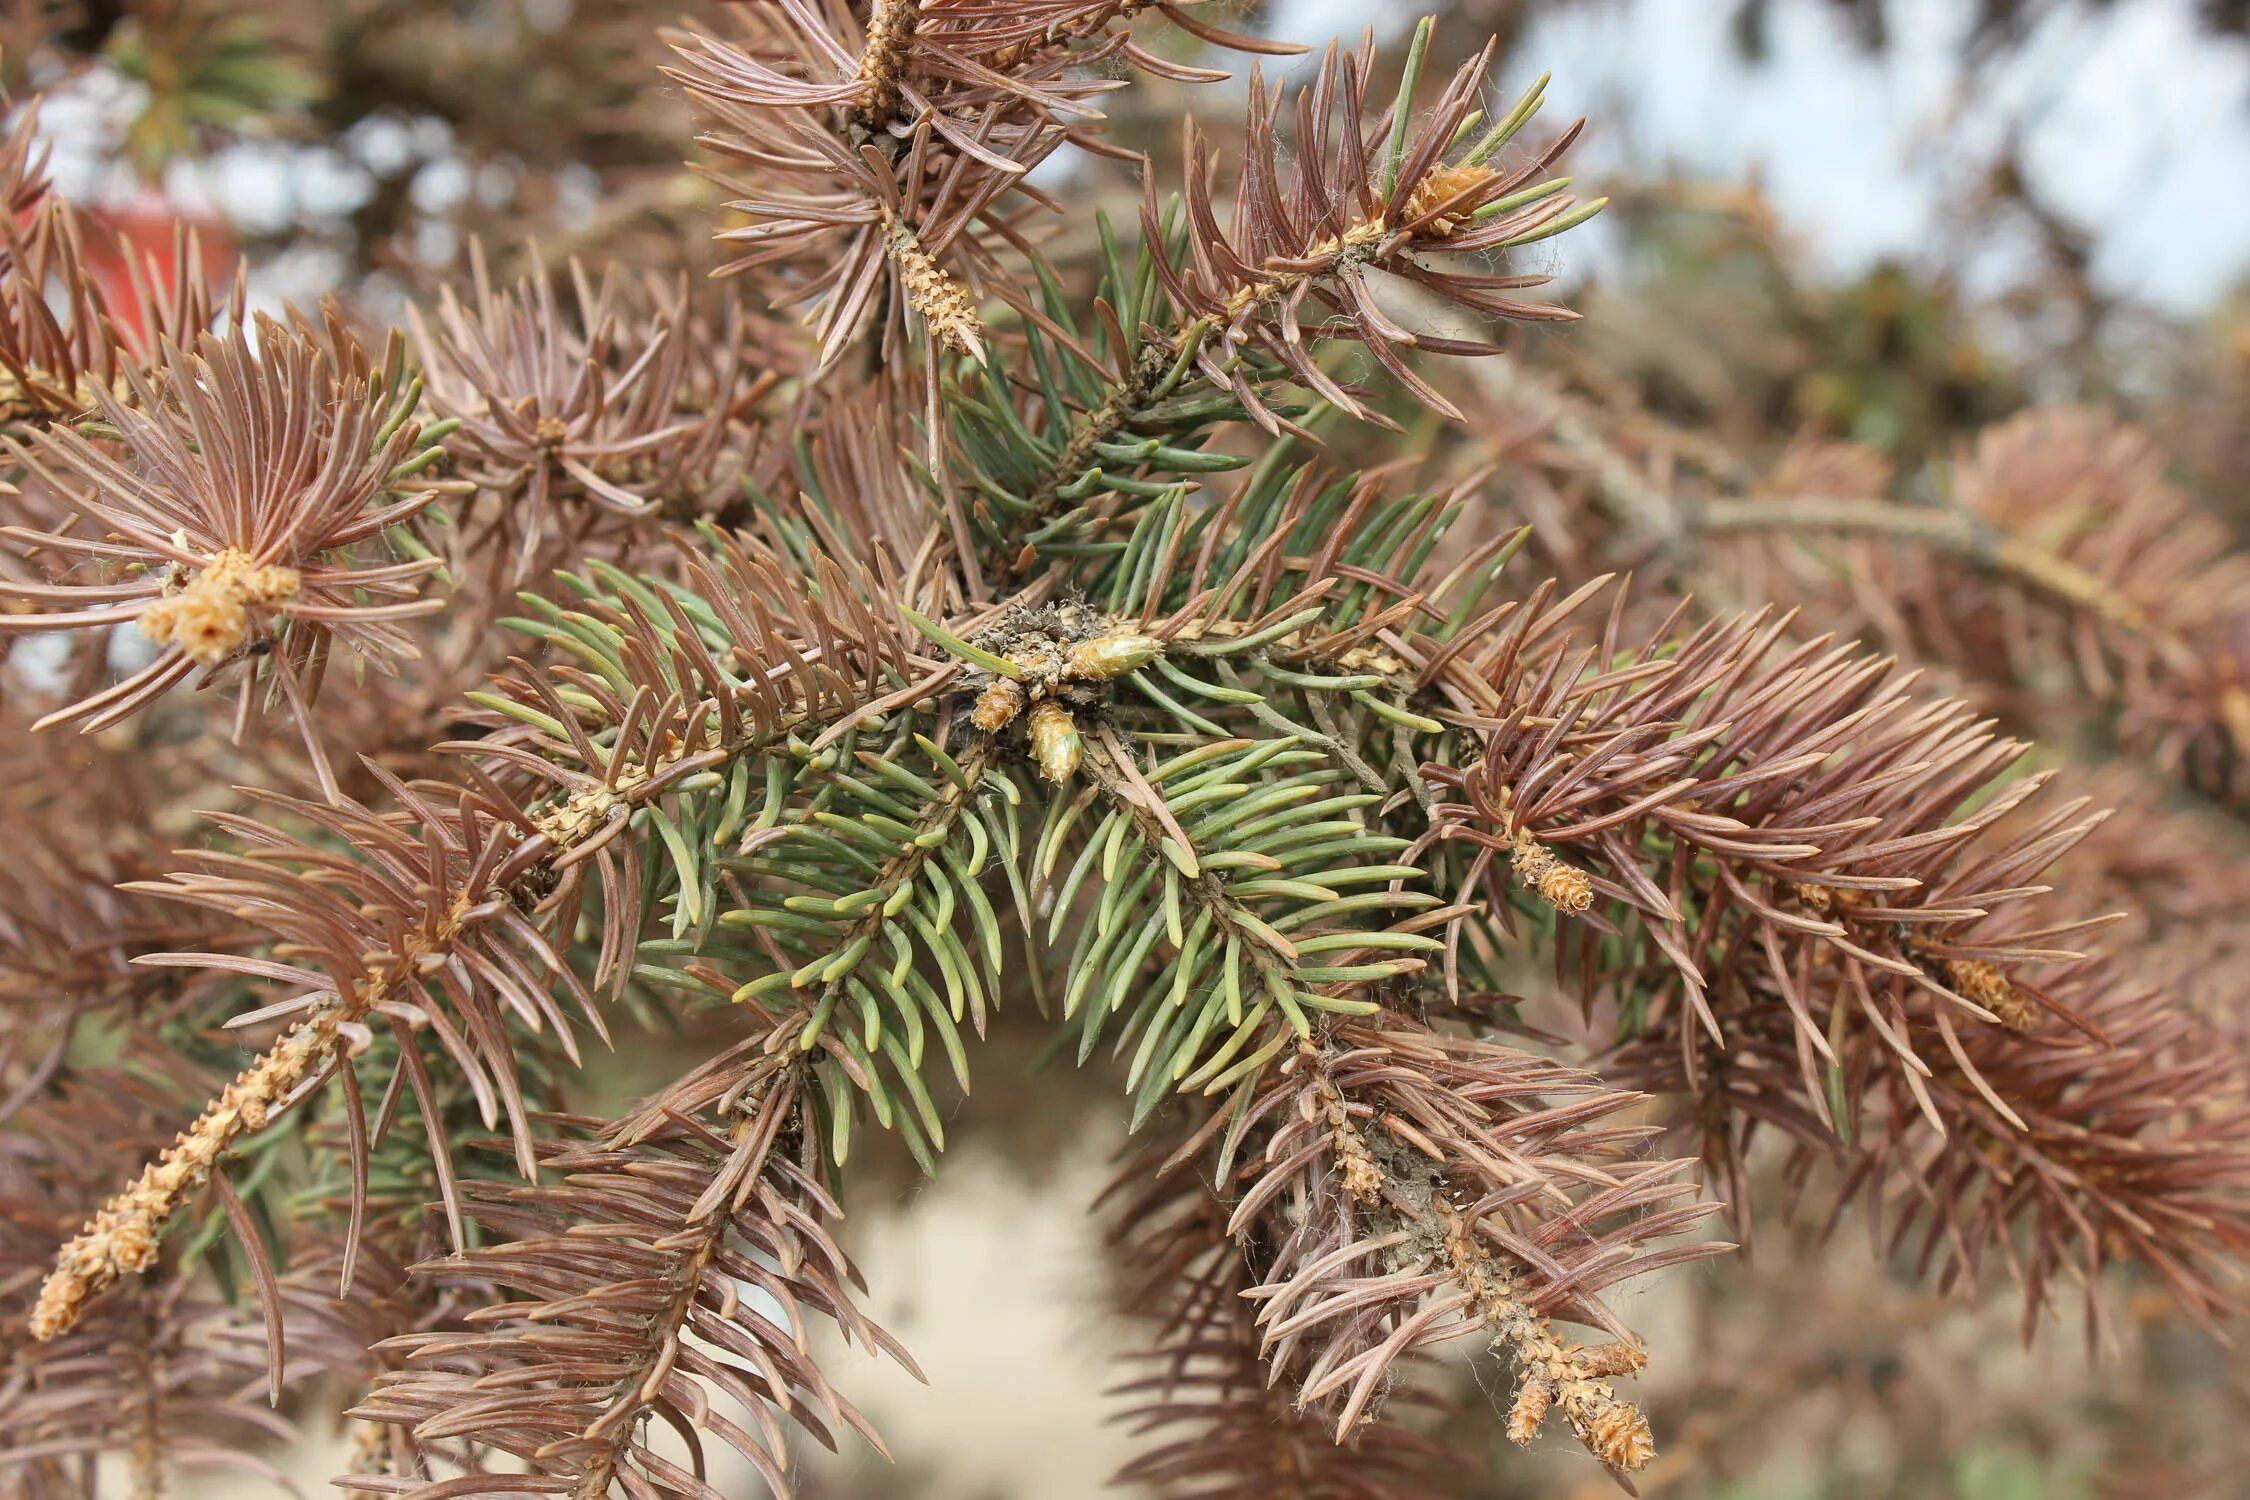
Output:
[1028,701,1082,783]
[972,677,1025,732]
[1067,631,1165,680]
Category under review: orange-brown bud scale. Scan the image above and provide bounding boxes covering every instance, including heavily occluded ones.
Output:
[881,211,985,363]
[972,677,1025,732]
[1511,835,1594,915]
[1588,1405,1657,1470]
[1572,1340,1650,1379]
[854,0,921,129]
[1507,1380,1554,1447]
[1318,1076,1384,1205]
[1402,161,1504,235]
[1947,957,2036,1030]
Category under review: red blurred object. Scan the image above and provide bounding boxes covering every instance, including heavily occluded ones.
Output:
[73,195,236,355]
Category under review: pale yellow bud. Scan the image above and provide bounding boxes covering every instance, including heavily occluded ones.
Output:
[1066,632,1164,681]
[139,548,301,666]
[1028,701,1081,784]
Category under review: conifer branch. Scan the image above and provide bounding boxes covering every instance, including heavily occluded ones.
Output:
[1692,495,2181,653]
[7,10,2249,1493]
[34,536,939,1338]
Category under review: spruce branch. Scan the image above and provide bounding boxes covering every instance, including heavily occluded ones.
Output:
[410,243,771,584]
[2,1071,320,1490]
[31,531,938,1338]
[1102,1129,1461,1497]
[347,1045,913,1499]
[1217,1021,1721,1478]
[981,46,1594,573]
[0,315,453,799]
[7,10,2249,1494]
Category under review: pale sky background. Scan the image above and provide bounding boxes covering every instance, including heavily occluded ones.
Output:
[1283,0,2250,315]
[28,0,2250,321]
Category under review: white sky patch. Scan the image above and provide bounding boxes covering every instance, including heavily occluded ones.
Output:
[1508,0,2250,314]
